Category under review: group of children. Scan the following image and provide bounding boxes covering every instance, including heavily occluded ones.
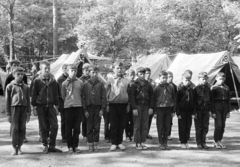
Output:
[5,59,231,156]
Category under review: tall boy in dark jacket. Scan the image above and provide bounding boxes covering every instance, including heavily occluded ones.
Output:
[194,72,211,149]
[176,72,195,149]
[82,65,106,152]
[154,70,175,150]
[211,72,230,149]
[6,67,31,155]
[130,67,154,150]
[31,60,62,154]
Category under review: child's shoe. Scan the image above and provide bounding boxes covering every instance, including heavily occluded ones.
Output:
[218,141,227,149]
[141,143,148,150]
[18,147,23,155]
[136,143,142,150]
[202,143,209,149]
[68,147,73,153]
[164,144,170,150]
[43,146,48,154]
[214,142,221,149]
[168,136,172,140]
[74,147,82,153]
[129,136,132,142]
[159,144,166,150]
[11,147,18,155]
[110,144,117,151]
[197,144,203,149]
[185,143,190,149]
[180,144,187,149]
[94,143,99,152]
[118,144,126,150]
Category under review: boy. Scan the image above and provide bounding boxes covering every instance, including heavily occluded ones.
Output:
[31,60,62,154]
[145,67,156,139]
[211,72,230,149]
[154,70,175,150]
[57,64,69,143]
[166,71,177,140]
[79,63,91,142]
[106,62,129,151]
[62,64,84,153]
[176,72,195,149]
[125,69,135,142]
[82,65,106,152]
[6,67,31,155]
[130,67,154,150]
[194,72,211,149]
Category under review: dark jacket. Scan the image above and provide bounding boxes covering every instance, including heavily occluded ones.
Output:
[169,82,177,94]
[82,78,107,112]
[5,80,31,116]
[4,73,28,92]
[154,83,175,113]
[130,78,154,110]
[176,83,195,116]
[30,73,39,97]
[194,83,212,112]
[79,75,90,84]
[31,74,59,107]
[57,73,68,109]
[211,83,230,113]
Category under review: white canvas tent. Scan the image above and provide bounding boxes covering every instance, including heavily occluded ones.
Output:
[0,70,7,91]
[232,57,240,69]
[128,53,172,80]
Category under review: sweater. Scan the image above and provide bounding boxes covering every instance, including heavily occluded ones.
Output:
[194,83,212,112]
[4,73,28,91]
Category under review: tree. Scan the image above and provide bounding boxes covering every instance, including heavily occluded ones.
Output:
[53,0,58,57]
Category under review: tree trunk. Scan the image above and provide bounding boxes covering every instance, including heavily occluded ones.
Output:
[9,3,15,61]
[53,0,58,58]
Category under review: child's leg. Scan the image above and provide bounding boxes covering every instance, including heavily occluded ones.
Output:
[133,106,142,144]
[125,111,131,138]
[129,108,134,138]
[156,108,164,145]
[169,117,173,137]
[103,111,110,140]
[65,108,74,148]
[87,106,94,144]
[194,111,202,145]
[47,107,58,148]
[163,108,172,145]
[109,104,119,145]
[141,106,149,143]
[60,107,66,141]
[186,113,192,143]
[82,117,87,138]
[37,107,49,147]
[220,103,228,141]
[73,107,82,149]
[11,107,21,148]
[116,104,127,145]
[214,103,223,142]
[93,106,101,145]
[18,106,27,147]
[202,111,210,144]
[178,112,187,144]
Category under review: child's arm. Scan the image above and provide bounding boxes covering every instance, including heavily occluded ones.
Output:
[171,86,176,114]
[53,80,59,107]
[227,86,231,116]
[192,88,197,117]
[82,83,87,113]
[101,82,107,113]
[175,89,181,118]
[5,85,12,118]
[149,84,154,110]
[26,87,31,122]
[153,86,158,115]
[31,79,38,106]
[61,81,66,102]
[129,83,137,110]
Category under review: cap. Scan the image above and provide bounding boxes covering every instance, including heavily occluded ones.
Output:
[88,65,99,72]
[136,67,146,74]
[67,64,77,70]
[12,67,24,74]
[198,72,208,78]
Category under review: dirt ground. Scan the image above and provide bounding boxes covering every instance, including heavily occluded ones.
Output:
[0,95,240,167]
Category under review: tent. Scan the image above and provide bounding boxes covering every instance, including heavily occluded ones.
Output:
[128,53,172,80]
[232,56,240,69]
[0,70,7,94]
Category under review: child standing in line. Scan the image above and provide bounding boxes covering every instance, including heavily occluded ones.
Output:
[130,67,154,150]
[82,65,106,152]
[57,64,69,143]
[61,64,84,153]
[106,62,130,151]
[194,72,211,149]
[6,67,31,155]
[154,70,175,150]
[176,72,196,149]
[211,72,230,149]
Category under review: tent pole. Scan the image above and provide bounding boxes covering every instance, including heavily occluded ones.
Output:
[229,63,240,111]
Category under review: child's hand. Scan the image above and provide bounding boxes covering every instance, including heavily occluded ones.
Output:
[54,106,59,115]
[178,115,181,119]
[209,112,212,117]
[8,115,11,123]
[133,109,138,116]
[85,112,89,118]
[171,113,175,118]
[106,105,110,113]
[193,114,197,119]
[126,105,130,113]
[227,113,230,118]
[153,114,157,118]
[99,110,103,117]
[148,109,153,115]
[212,113,216,119]
[33,107,38,116]
[26,114,30,123]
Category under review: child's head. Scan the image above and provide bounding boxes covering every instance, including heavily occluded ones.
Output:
[62,64,68,75]
[145,68,151,80]
[113,62,124,77]
[82,63,90,76]
[182,72,191,86]
[128,69,135,81]
[167,71,173,83]
[68,64,77,78]
[184,70,193,77]
[216,72,225,85]
[9,60,20,72]
[89,65,99,80]
[136,67,145,80]
[198,72,208,85]
[159,70,168,84]
[12,67,24,83]
[40,60,50,76]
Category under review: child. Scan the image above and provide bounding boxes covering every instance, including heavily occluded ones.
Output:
[61,64,84,153]
[176,72,195,149]
[166,71,177,140]
[211,72,230,149]
[130,67,154,150]
[57,64,69,143]
[194,72,211,149]
[31,60,62,154]
[145,67,156,139]
[106,62,129,151]
[79,63,91,142]
[125,69,135,142]
[5,67,31,155]
[154,70,175,150]
[82,65,106,152]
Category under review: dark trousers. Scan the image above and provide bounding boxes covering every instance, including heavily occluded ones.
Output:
[178,112,192,144]
[169,117,173,136]
[86,105,101,143]
[194,111,210,145]
[10,106,27,147]
[214,102,228,142]
[37,106,58,147]
[125,107,134,138]
[133,105,149,143]
[103,110,110,140]
[59,108,66,140]
[156,107,172,145]
[148,114,153,134]
[109,103,127,145]
[82,116,87,137]
[65,107,83,148]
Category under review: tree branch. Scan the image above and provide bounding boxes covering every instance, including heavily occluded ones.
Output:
[0,2,10,13]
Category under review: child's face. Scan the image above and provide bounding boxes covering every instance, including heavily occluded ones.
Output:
[159,75,168,84]
[137,72,145,80]
[68,69,77,78]
[145,71,151,80]
[114,65,123,76]
[216,76,225,85]
[62,66,68,75]
[129,73,135,81]
[11,63,20,72]
[89,70,98,79]
[182,78,191,86]
[41,64,50,76]
[167,74,173,83]
[199,77,207,85]
[83,69,89,76]
[13,71,24,82]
